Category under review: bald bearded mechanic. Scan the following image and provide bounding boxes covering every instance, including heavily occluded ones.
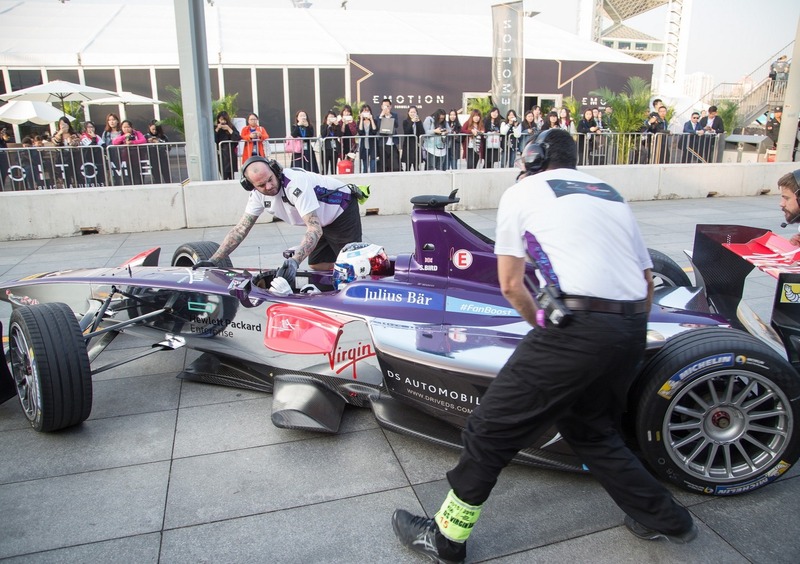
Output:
[197,156,363,286]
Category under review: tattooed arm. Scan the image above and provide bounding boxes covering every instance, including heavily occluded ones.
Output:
[292,211,323,267]
[210,213,258,262]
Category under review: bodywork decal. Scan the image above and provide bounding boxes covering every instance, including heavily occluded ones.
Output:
[658,353,735,399]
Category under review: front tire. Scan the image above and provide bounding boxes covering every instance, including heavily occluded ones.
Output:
[8,303,92,432]
[635,327,800,495]
[171,242,233,268]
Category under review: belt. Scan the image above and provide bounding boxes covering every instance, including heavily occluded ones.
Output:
[562,296,649,315]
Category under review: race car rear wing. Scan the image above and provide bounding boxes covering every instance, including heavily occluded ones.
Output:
[692,224,800,364]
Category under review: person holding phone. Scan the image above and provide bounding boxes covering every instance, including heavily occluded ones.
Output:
[339,104,358,157]
[320,110,342,174]
[500,109,522,168]
[402,106,424,171]
[377,98,400,172]
[290,110,320,173]
[240,113,269,162]
[215,111,241,180]
[357,104,378,173]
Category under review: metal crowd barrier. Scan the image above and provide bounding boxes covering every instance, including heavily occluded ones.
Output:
[0,131,727,191]
[216,133,525,177]
[104,142,187,186]
[0,142,188,190]
[575,131,723,166]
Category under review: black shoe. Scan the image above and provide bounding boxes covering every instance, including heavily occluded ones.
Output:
[624,515,698,544]
[392,509,466,564]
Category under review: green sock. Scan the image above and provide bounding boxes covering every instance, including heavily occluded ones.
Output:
[434,489,483,542]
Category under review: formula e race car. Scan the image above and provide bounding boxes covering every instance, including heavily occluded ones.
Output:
[1,191,799,497]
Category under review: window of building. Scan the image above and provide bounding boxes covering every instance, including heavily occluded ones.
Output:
[47,69,80,84]
[223,68,253,120]
[320,68,345,115]
[118,68,156,130]
[255,68,285,139]
[288,68,315,135]
[8,69,43,91]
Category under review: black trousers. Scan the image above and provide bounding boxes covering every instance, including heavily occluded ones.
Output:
[446,310,694,536]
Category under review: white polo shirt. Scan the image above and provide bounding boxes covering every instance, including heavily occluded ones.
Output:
[244,167,351,226]
[494,168,652,301]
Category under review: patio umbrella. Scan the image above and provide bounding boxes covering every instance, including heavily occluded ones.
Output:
[0,101,75,125]
[0,80,118,115]
[87,91,163,106]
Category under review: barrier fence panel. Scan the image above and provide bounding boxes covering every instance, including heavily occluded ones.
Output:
[0,145,108,190]
[105,142,187,186]
[0,131,730,191]
[574,132,723,166]
[216,139,240,181]
[0,143,188,190]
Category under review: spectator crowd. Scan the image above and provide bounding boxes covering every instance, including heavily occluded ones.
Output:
[0,94,774,191]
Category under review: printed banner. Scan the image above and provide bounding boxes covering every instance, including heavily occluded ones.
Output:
[491,2,524,117]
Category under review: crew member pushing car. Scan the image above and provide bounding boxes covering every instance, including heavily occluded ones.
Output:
[197,156,362,285]
[391,128,697,564]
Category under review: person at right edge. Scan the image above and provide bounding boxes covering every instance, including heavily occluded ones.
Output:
[778,170,800,246]
[391,128,698,564]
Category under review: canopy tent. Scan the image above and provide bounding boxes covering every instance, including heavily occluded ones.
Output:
[0,101,75,125]
[0,0,646,69]
[88,92,163,106]
[0,80,117,114]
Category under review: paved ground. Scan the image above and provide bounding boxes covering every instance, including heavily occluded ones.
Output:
[1,194,799,563]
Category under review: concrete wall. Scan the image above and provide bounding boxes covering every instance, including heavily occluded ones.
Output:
[1,161,797,240]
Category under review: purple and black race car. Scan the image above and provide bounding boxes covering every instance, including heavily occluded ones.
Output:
[2,191,799,496]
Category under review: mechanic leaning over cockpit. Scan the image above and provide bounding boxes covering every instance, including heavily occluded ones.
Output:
[195,156,363,288]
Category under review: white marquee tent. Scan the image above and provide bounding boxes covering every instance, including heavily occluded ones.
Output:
[0,0,645,69]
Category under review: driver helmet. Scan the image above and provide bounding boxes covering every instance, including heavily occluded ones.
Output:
[332,242,390,289]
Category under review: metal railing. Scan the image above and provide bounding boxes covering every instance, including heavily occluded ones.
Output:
[0,143,188,190]
[217,133,525,176]
[105,142,187,186]
[1,132,730,191]
[680,40,794,125]
[577,131,724,165]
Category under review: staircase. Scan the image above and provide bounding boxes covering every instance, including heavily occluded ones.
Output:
[708,77,789,126]
[687,41,793,128]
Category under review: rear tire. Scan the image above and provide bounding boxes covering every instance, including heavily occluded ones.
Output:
[171,242,233,268]
[648,248,691,288]
[8,303,92,432]
[635,327,800,495]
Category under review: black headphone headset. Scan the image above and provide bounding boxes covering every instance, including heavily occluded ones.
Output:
[780,168,800,227]
[239,156,283,192]
[522,128,557,175]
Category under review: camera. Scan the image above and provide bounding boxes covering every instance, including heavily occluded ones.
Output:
[127,134,135,142]
[536,284,573,326]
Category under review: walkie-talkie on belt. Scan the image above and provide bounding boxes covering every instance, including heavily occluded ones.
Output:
[523,248,573,327]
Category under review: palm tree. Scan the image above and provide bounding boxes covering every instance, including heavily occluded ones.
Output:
[713,99,739,135]
[159,86,185,135]
[63,101,85,131]
[591,76,652,133]
[467,96,494,116]
[214,93,239,121]
[160,86,239,138]
[591,77,652,164]
[333,97,365,114]
[561,96,581,120]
